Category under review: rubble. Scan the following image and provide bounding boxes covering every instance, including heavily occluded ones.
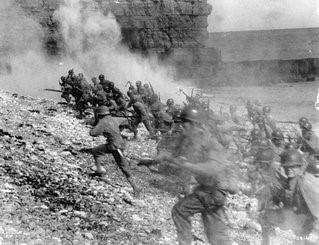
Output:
[0,89,298,245]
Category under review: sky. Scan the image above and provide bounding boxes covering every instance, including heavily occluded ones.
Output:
[207,0,319,32]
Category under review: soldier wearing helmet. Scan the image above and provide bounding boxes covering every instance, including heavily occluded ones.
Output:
[143,106,236,245]
[126,92,155,139]
[299,117,309,129]
[269,129,286,161]
[81,105,141,197]
[259,149,319,245]
[262,106,277,131]
[229,104,245,125]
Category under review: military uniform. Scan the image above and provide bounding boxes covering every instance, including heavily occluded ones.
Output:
[89,111,140,196]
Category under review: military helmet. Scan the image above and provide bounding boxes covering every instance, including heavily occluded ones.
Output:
[251,128,261,139]
[299,117,308,127]
[280,149,303,167]
[229,105,237,112]
[166,98,174,106]
[179,107,202,124]
[127,90,134,98]
[68,69,74,74]
[255,115,265,124]
[143,84,149,88]
[285,143,298,150]
[272,129,284,140]
[263,106,271,114]
[258,138,271,150]
[136,80,142,86]
[255,149,274,163]
[98,74,105,80]
[61,76,66,81]
[254,100,261,106]
[109,82,114,88]
[302,122,312,131]
[96,105,110,116]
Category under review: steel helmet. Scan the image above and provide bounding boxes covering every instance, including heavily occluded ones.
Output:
[255,149,274,163]
[229,105,237,112]
[302,122,312,131]
[136,80,142,86]
[280,149,303,167]
[272,129,284,140]
[109,82,114,89]
[251,128,261,138]
[96,105,110,116]
[258,138,271,150]
[285,143,298,150]
[299,117,308,127]
[179,107,202,124]
[60,76,66,82]
[143,84,149,88]
[68,69,74,75]
[166,98,174,106]
[263,106,271,114]
[98,74,105,80]
[255,115,265,124]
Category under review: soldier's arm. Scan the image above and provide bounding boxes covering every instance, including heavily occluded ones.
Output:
[89,121,104,137]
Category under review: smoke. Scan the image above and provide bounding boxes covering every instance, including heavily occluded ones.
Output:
[208,0,319,32]
[52,0,182,102]
[0,0,185,103]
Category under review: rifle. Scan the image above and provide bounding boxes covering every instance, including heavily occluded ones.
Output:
[179,89,191,101]
[275,120,298,124]
[148,82,155,94]
[125,81,132,87]
[44,88,62,93]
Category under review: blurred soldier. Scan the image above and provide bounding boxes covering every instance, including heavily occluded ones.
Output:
[262,106,277,131]
[229,105,245,126]
[126,91,155,139]
[60,76,73,103]
[260,149,319,245]
[81,106,140,197]
[155,107,237,245]
[143,83,153,98]
[66,69,76,82]
[269,129,286,161]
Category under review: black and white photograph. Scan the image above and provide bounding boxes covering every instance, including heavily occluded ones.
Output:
[0,0,319,244]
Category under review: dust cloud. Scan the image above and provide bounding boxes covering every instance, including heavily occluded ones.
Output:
[0,0,185,104]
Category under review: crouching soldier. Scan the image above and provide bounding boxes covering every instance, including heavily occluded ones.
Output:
[260,149,319,245]
[81,106,141,197]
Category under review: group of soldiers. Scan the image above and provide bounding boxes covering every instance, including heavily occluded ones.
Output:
[56,69,319,245]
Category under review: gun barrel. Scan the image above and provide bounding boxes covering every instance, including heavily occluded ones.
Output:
[44,88,63,93]
[276,120,298,124]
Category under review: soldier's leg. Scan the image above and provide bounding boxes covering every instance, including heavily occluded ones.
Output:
[142,119,155,134]
[91,144,109,174]
[202,208,232,245]
[171,193,206,245]
[112,148,141,197]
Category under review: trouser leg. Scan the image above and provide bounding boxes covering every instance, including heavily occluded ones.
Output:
[171,193,206,245]
[112,148,140,196]
[91,144,109,173]
[202,208,232,245]
[142,119,154,134]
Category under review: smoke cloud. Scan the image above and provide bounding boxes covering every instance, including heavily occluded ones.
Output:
[0,0,184,103]
[208,0,319,32]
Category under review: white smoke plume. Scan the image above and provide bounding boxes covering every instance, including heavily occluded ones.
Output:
[53,0,184,103]
[0,0,186,103]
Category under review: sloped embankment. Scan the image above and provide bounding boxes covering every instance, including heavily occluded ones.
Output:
[0,90,294,245]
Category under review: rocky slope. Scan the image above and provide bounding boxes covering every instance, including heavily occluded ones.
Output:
[0,89,298,245]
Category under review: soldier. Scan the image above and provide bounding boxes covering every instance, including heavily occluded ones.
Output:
[81,106,141,197]
[269,129,286,161]
[156,107,237,245]
[262,106,276,131]
[143,83,153,98]
[60,76,73,103]
[229,105,245,125]
[126,91,155,139]
[260,149,319,245]
[66,69,76,82]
